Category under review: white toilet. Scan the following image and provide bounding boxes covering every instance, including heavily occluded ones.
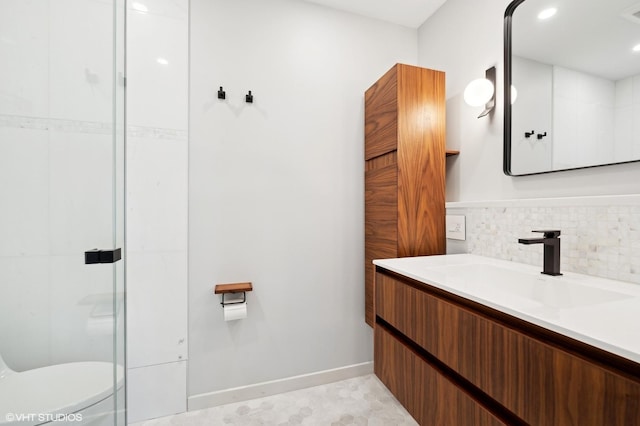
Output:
[0,353,124,426]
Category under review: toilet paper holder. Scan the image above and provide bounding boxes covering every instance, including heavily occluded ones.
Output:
[214,282,253,306]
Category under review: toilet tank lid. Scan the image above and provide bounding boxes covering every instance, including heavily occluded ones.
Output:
[0,361,124,425]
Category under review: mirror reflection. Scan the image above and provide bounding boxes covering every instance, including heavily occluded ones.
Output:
[505,0,640,175]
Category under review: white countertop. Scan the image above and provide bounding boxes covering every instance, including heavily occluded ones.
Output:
[373,254,640,364]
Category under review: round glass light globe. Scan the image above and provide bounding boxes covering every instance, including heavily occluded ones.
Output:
[464,78,494,107]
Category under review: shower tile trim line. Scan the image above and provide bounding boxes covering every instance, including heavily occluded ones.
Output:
[0,114,187,140]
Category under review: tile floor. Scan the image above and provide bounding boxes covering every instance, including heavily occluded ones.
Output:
[130,374,417,425]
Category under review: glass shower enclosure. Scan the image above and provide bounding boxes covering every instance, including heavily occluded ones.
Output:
[0,0,126,425]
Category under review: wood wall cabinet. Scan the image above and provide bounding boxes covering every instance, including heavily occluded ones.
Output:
[364,64,446,326]
[374,267,640,426]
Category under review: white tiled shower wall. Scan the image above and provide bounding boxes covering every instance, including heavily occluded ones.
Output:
[0,0,119,371]
[447,195,640,285]
[125,0,189,423]
[0,0,189,419]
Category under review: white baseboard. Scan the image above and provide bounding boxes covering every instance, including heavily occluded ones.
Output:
[187,361,374,412]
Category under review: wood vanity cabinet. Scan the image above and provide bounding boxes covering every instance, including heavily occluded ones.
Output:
[374,267,640,426]
[364,64,446,326]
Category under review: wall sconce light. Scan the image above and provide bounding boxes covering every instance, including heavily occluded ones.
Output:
[464,66,496,118]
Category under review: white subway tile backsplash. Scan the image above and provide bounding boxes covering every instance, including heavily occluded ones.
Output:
[447,196,640,285]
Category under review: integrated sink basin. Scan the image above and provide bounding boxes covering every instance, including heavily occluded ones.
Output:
[426,263,632,310]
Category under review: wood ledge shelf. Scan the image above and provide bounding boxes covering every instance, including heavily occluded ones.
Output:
[214,282,253,294]
[446,149,460,157]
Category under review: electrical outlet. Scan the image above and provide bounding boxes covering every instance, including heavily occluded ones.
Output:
[446,215,466,240]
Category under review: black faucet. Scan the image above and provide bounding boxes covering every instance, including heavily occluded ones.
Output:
[518,230,562,276]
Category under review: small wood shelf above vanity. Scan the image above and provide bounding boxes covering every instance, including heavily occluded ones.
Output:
[445,149,460,157]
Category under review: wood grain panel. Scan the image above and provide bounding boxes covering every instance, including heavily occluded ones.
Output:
[214,282,252,294]
[364,163,397,325]
[375,270,640,426]
[364,151,397,172]
[395,64,446,257]
[364,63,446,326]
[375,326,506,426]
[365,65,397,160]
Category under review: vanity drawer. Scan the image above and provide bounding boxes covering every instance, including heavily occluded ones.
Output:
[374,325,506,426]
[375,269,640,425]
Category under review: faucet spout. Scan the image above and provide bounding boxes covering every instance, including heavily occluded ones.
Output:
[518,237,546,245]
[518,230,562,276]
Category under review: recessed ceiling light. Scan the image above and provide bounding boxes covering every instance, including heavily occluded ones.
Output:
[132,2,148,13]
[537,7,557,20]
[633,44,640,52]
[156,57,169,66]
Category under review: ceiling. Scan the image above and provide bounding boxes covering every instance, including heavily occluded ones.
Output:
[513,0,640,81]
[300,0,448,28]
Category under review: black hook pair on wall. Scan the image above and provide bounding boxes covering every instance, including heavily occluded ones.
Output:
[218,86,253,103]
[525,130,547,140]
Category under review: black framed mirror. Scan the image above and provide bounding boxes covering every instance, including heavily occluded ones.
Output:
[504,0,640,176]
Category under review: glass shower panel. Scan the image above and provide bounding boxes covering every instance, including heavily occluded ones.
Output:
[113,0,127,423]
[0,0,126,425]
